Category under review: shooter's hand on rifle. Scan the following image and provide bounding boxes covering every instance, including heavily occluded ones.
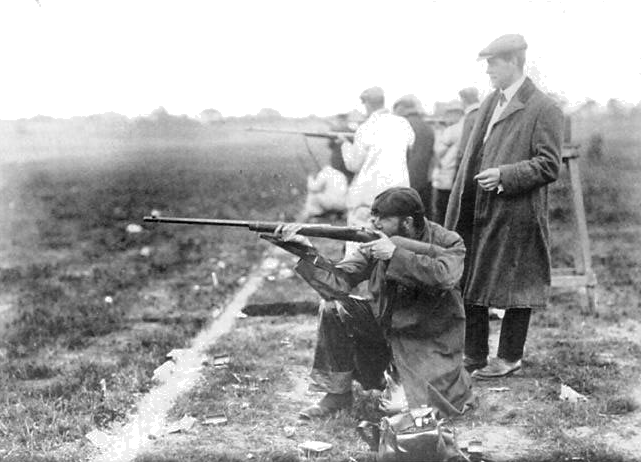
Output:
[274,223,314,248]
[359,230,396,260]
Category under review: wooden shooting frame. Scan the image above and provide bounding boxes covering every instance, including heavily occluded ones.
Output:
[550,134,598,313]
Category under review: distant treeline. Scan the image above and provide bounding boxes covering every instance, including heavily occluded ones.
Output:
[0,107,333,162]
[0,101,638,163]
[1,106,322,139]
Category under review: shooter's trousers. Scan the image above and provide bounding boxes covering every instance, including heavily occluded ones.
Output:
[309,298,390,394]
[309,298,475,416]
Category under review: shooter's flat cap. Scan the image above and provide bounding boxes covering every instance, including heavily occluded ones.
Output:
[393,94,425,116]
[478,34,527,60]
[360,86,385,103]
[371,187,424,217]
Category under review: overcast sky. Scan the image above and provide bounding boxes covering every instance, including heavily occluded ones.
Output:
[2,0,639,119]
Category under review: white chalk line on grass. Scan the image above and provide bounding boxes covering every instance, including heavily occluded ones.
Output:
[91,256,278,462]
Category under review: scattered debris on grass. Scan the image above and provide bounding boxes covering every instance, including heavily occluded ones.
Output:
[298,440,333,457]
[213,354,231,368]
[560,384,588,403]
[277,268,294,279]
[126,223,143,234]
[166,415,197,434]
[262,257,280,271]
[202,414,228,426]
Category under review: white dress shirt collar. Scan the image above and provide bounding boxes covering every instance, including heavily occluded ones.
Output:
[500,75,526,106]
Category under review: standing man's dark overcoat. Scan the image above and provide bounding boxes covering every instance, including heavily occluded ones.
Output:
[445,77,563,309]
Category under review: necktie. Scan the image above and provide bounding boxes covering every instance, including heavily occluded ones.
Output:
[498,92,507,107]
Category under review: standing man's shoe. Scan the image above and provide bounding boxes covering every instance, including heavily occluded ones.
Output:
[471,357,521,379]
[299,392,353,419]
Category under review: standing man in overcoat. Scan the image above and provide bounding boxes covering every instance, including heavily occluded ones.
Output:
[445,34,563,379]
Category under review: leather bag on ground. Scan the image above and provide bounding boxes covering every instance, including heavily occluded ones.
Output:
[357,407,467,462]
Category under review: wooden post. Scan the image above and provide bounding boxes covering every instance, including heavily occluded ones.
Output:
[551,143,598,313]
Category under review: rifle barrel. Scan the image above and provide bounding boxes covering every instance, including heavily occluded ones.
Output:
[143,216,257,228]
[247,127,354,140]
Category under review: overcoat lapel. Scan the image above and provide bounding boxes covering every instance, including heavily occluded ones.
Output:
[469,91,499,151]
[492,77,536,128]
[444,91,498,230]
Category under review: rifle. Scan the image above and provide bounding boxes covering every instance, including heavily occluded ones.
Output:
[143,216,376,242]
[143,215,437,268]
[247,127,355,141]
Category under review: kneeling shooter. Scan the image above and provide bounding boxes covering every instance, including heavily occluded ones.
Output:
[272,187,474,419]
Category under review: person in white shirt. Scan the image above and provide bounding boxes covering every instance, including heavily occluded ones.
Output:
[336,87,415,232]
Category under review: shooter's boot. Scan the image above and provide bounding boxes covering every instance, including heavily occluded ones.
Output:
[463,355,488,374]
[299,392,353,419]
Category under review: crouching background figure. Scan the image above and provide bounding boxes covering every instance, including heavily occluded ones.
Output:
[300,163,348,221]
[272,187,474,419]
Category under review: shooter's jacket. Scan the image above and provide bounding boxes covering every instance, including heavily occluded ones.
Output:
[295,219,473,416]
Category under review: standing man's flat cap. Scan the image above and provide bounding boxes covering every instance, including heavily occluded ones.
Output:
[477,34,527,60]
[371,187,424,217]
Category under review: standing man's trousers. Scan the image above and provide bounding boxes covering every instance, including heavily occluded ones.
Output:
[464,305,532,362]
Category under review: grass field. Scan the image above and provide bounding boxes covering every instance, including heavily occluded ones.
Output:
[0,125,326,460]
[0,114,639,461]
